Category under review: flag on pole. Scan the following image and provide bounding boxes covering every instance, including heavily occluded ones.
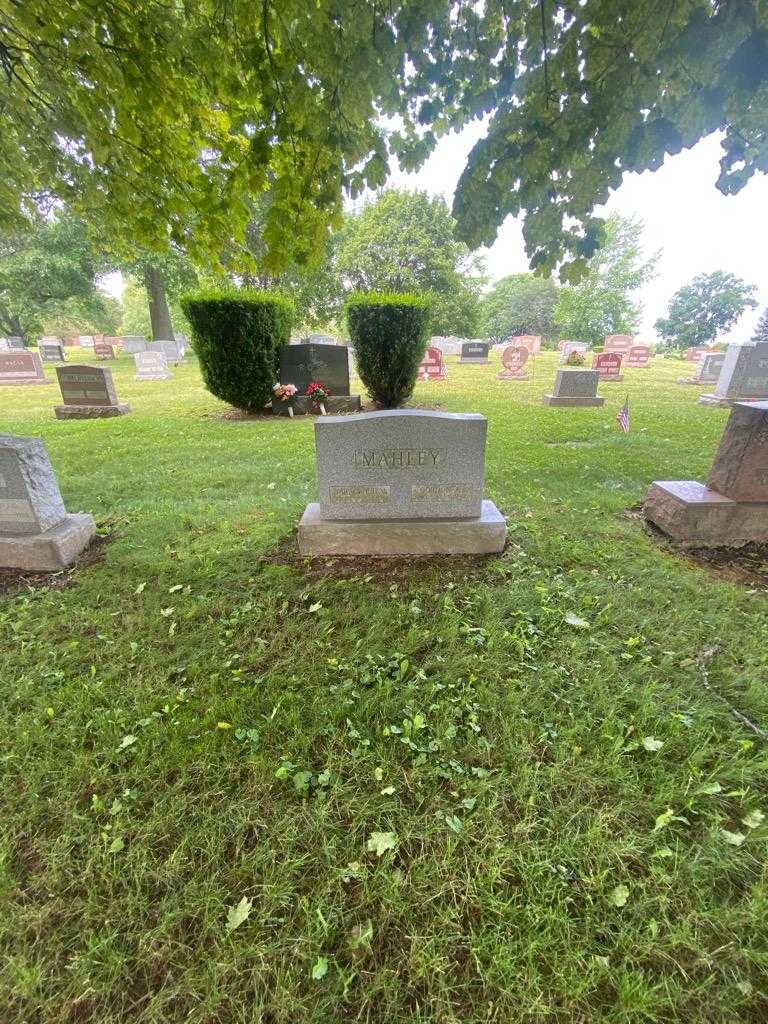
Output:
[617,395,630,434]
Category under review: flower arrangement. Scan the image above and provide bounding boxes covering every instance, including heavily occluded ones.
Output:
[273,382,298,416]
[305,381,330,414]
[565,350,586,366]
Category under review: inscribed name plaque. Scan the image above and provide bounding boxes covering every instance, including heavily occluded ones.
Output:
[0,434,96,569]
[593,351,623,382]
[418,346,448,381]
[460,341,490,364]
[54,365,130,419]
[644,401,768,547]
[0,350,50,386]
[604,334,633,353]
[543,369,604,407]
[498,346,529,380]
[626,345,651,368]
[298,410,506,555]
[135,351,172,380]
[699,342,768,406]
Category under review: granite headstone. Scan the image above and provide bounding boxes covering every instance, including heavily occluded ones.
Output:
[0,434,96,569]
[460,341,490,364]
[543,369,604,407]
[0,350,50,386]
[593,351,624,382]
[135,351,172,380]
[38,338,65,363]
[54,365,130,419]
[122,335,148,354]
[699,342,768,406]
[297,410,506,555]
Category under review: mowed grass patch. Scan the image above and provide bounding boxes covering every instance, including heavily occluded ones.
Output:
[0,348,766,1023]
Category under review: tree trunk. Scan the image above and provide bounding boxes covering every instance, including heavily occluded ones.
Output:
[143,264,175,341]
[0,313,27,345]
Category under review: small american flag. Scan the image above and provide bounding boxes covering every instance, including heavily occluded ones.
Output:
[617,395,630,434]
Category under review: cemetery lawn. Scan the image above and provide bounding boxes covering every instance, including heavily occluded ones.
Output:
[2,351,767,1024]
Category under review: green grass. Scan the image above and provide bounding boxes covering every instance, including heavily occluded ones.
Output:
[1,349,766,1023]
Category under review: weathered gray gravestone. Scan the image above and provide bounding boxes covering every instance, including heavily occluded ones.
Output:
[298,410,507,555]
[459,341,490,364]
[54,365,130,419]
[543,369,604,407]
[149,339,184,363]
[38,338,65,363]
[644,401,768,546]
[677,352,725,386]
[122,335,148,354]
[0,350,50,386]
[0,434,96,569]
[699,342,768,406]
[7,337,26,350]
[134,351,171,380]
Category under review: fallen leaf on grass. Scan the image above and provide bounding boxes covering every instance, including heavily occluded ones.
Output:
[642,736,663,752]
[366,831,398,858]
[721,829,746,847]
[226,896,253,933]
[609,884,630,907]
[311,956,328,980]
[117,734,137,751]
[564,613,590,629]
[742,809,765,830]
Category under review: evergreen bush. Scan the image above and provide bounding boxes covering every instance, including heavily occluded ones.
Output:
[181,290,293,411]
[346,292,431,408]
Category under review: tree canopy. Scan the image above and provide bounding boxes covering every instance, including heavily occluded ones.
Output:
[479,274,559,344]
[553,215,657,345]
[655,271,757,350]
[0,212,117,340]
[3,2,767,277]
[336,190,484,336]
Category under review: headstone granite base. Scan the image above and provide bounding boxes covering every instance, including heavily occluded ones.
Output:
[543,394,604,407]
[298,499,506,556]
[644,401,768,547]
[0,513,97,571]
[273,395,362,416]
[54,403,131,420]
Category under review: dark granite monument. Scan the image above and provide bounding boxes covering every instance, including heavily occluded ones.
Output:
[278,343,361,414]
[54,365,130,419]
[543,369,604,407]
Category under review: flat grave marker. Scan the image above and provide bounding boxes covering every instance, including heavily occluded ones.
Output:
[54,365,130,419]
[0,434,96,569]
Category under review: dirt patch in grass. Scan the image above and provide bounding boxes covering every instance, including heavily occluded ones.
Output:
[0,533,110,598]
[262,531,512,584]
[632,506,768,590]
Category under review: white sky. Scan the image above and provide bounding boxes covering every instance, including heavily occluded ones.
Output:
[384,125,768,344]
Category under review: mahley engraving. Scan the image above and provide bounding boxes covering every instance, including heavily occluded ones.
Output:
[354,448,444,469]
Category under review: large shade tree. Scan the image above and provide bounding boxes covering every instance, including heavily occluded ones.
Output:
[479,274,559,344]
[336,190,484,336]
[0,212,117,342]
[3,3,767,277]
[655,271,757,350]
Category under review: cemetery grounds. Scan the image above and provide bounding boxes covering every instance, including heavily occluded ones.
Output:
[0,350,766,1023]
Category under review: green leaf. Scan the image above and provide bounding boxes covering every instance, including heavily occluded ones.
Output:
[311,956,328,980]
[108,836,124,853]
[226,896,253,933]
[117,734,137,751]
[366,831,398,858]
[609,884,630,907]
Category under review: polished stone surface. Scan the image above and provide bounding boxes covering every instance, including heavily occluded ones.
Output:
[298,500,506,556]
[280,344,350,396]
[544,369,604,407]
[314,410,486,520]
